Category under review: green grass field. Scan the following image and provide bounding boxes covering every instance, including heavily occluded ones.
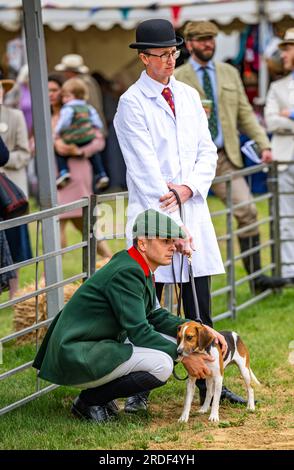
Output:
[0,195,293,450]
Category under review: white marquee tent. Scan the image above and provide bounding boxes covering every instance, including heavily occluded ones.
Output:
[0,1,293,95]
[0,1,293,31]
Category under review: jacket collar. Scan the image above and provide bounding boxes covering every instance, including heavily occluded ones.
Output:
[179,62,205,97]
[215,62,226,97]
[180,61,225,99]
[128,246,150,277]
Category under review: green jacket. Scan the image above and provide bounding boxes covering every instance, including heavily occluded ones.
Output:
[174,62,270,168]
[33,248,186,386]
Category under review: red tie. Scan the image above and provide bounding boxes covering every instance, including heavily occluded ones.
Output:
[162,87,176,117]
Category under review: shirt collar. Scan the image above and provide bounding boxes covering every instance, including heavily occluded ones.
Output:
[189,57,215,72]
[128,246,150,277]
[143,69,174,94]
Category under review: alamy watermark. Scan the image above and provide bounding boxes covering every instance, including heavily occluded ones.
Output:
[92,195,179,241]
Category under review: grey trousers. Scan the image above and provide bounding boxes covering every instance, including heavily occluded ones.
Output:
[279,165,294,277]
[77,334,176,390]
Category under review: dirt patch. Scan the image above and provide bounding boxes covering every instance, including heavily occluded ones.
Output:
[119,376,294,450]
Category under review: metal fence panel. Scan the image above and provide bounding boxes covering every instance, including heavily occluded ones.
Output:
[1,162,292,416]
[0,197,96,416]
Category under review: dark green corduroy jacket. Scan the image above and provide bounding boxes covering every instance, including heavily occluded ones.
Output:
[33,249,186,386]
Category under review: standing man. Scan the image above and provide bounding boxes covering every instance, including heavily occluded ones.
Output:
[33,209,226,423]
[175,21,286,292]
[265,28,294,282]
[114,19,242,409]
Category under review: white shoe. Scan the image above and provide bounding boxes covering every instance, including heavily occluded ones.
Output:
[56,170,71,188]
[95,176,110,190]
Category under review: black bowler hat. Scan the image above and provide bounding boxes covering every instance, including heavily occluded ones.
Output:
[129,19,183,49]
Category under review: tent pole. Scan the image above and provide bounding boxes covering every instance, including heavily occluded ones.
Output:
[22,0,64,317]
[258,0,269,102]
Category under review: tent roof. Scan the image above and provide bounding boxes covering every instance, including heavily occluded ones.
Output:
[1,1,294,31]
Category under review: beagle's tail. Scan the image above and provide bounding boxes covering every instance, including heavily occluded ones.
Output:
[249,368,261,387]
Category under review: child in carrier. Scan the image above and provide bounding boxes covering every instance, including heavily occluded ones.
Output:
[55,77,109,191]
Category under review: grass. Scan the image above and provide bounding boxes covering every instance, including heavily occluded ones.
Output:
[0,195,294,449]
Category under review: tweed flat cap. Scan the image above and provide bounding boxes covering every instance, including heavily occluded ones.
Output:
[183,21,219,40]
[132,209,186,239]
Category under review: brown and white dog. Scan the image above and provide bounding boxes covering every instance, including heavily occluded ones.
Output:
[177,321,260,423]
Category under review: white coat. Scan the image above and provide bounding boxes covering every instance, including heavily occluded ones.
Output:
[264,74,294,170]
[114,71,224,282]
[0,106,30,196]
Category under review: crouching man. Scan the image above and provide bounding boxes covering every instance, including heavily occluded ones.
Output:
[33,209,227,423]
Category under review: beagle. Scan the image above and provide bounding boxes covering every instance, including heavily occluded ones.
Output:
[177,321,260,423]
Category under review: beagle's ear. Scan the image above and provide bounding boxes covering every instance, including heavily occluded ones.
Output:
[177,324,183,344]
[198,326,215,351]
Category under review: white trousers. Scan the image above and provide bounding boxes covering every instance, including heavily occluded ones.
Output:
[78,334,176,390]
[279,165,294,277]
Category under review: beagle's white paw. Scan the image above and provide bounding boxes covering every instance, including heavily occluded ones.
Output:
[178,413,189,423]
[208,413,219,422]
[198,406,209,414]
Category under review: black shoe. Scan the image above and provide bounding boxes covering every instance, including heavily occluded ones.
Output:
[106,400,120,417]
[220,386,247,405]
[71,397,117,423]
[124,392,149,413]
[253,274,287,293]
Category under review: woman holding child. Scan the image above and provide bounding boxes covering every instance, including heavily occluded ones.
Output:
[48,74,112,259]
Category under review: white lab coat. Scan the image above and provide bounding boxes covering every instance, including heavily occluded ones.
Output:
[265,73,294,276]
[114,71,224,282]
[265,74,294,170]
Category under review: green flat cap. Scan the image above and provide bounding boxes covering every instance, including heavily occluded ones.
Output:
[132,209,187,239]
[183,21,219,40]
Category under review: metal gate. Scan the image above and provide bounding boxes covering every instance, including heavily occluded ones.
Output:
[0,163,290,416]
[0,197,97,416]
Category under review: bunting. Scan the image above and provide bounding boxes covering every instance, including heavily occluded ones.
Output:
[89,7,101,16]
[120,7,131,20]
[171,5,182,27]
